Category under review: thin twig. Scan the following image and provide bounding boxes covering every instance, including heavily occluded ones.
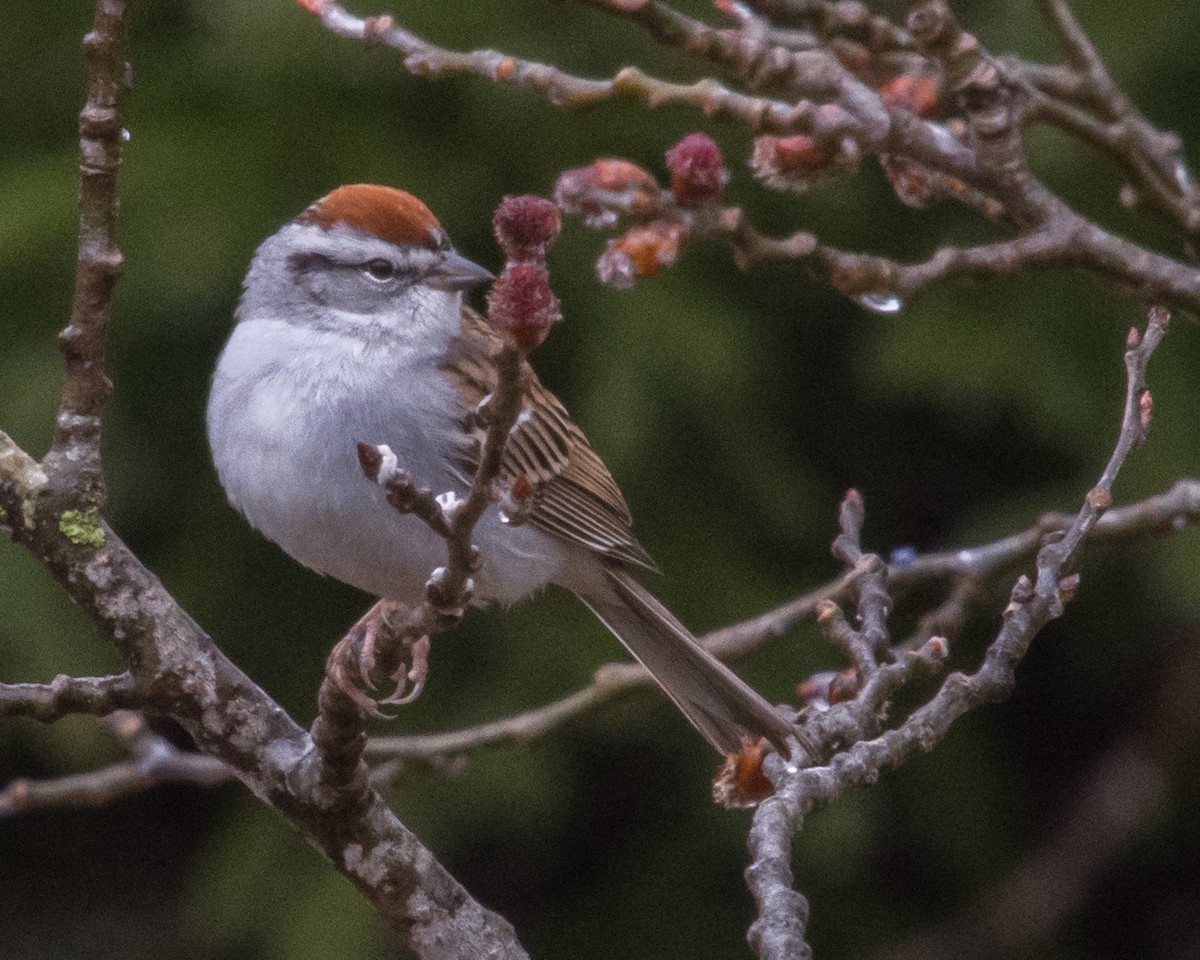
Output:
[42,0,129,502]
[1025,0,1199,234]
[366,477,1200,769]
[0,712,231,818]
[308,344,528,810]
[744,307,1170,960]
[0,4,533,954]
[301,1,1200,314]
[0,672,140,721]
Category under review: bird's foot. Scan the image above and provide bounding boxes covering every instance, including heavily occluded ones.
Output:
[325,600,431,719]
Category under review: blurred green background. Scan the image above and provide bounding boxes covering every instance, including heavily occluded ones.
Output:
[3,1,1199,958]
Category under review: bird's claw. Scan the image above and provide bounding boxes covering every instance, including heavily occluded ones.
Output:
[378,634,430,706]
[325,602,432,719]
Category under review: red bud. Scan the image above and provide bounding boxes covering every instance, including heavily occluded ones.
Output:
[512,474,533,500]
[554,158,664,227]
[493,194,561,263]
[596,222,687,288]
[665,133,729,206]
[712,737,774,808]
[879,74,940,118]
[356,441,383,481]
[486,261,561,350]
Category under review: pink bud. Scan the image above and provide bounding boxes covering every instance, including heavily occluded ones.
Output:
[554,158,664,227]
[750,134,842,193]
[711,736,773,809]
[924,636,949,660]
[842,488,865,514]
[362,14,394,40]
[486,261,561,350]
[881,154,935,208]
[511,475,533,500]
[878,74,940,118]
[1147,304,1170,326]
[493,194,561,263]
[762,135,832,172]
[664,133,729,206]
[796,668,859,708]
[596,222,687,288]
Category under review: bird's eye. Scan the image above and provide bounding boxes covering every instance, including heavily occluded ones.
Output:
[362,259,396,282]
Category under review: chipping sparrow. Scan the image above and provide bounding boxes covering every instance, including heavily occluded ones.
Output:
[207,184,800,756]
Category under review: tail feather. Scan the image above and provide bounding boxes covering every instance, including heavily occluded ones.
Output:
[575,565,798,755]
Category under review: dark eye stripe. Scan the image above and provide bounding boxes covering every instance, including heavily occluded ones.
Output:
[363,259,396,281]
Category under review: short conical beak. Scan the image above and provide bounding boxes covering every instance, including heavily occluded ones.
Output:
[426,250,495,291]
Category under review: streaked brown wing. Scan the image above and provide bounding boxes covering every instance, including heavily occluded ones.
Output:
[441,308,656,570]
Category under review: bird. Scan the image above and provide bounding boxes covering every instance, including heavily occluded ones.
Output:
[207,183,802,757]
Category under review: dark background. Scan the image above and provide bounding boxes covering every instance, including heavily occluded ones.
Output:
[2,1,1199,958]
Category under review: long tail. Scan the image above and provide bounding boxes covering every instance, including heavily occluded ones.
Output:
[575,565,799,756]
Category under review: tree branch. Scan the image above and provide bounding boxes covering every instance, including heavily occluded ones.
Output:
[43,0,129,504]
[744,306,1170,960]
[299,1,1200,315]
[0,712,231,818]
[0,4,531,956]
[365,476,1200,770]
[308,197,560,818]
[0,672,140,722]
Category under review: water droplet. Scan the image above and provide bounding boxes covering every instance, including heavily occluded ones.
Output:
[855,291,903,314]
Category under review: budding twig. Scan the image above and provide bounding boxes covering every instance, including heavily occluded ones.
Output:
[43,0,129,505]
[744,305,1171,960]
[301,0,1200,315]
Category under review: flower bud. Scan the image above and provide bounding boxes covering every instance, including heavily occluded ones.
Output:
[665,133,729,206]
[712,737,773,809]
[493,194,561,263]
[878,74,940,118]
[595,222,687,289]
[750,135,841,192]
[486,261,561,350]
[554,158,664,228]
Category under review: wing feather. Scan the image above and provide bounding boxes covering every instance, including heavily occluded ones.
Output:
[440,308,656,571]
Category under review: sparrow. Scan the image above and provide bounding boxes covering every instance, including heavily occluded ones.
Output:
[207,184,801,756]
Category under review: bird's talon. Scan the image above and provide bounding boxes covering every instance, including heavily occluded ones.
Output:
[378,634,431,706]
[357,621,380,692]
[325,604,430,716]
